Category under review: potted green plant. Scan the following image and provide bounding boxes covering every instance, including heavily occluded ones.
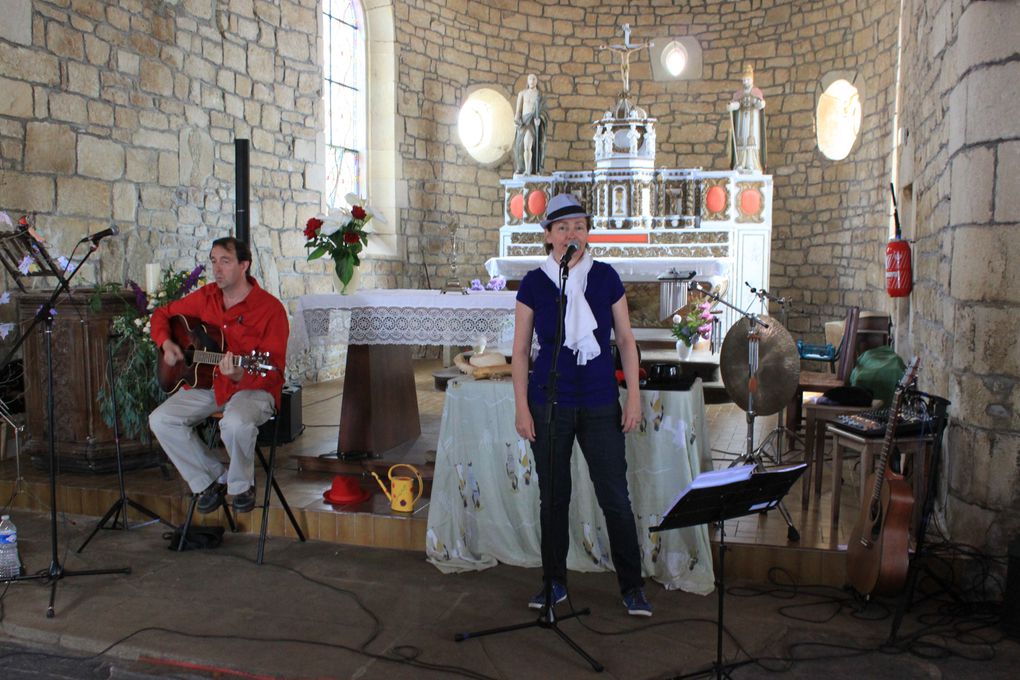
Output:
[95,266,205,442]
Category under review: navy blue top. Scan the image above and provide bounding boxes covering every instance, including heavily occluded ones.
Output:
[517,260,625,408]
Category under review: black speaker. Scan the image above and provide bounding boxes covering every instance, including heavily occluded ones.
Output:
[234,138,250,246]
[259,383,304,444]
[1004,535,1020,639]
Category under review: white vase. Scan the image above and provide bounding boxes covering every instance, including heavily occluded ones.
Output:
[676,340,692,361]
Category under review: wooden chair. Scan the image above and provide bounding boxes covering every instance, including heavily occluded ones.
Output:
[785,306,861,432]
[178,412,307,564]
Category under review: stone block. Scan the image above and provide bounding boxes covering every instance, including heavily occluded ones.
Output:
[949,146,993,225]
[179,127,214,186]
[963,62,1019,147]
[78,136,125,180]
[47,21,84,60]
[87,100,115,126]
[0,172,54,213]
[118,50,140,75]
[0,44,59,85]
[66,62,100,97]
[0,0,31,45]
[995,141,1020,222]
[950,226,1020,304]
[0,77,33,117]
[112,182,137,222]
[25,123,76,174]
[158,151,180,186]
[126,148,158,183]
[140,60,174,95]
[248,44,275,83]
[953,304,1020,376]
[57,177,111,217]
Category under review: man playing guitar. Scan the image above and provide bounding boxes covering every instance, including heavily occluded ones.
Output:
[148,237,288,514]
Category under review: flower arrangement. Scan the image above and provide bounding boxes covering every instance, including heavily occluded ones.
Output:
[469,276,507,292]
[95,265,205,442]
[304,194,381,291]
[672,301,715,348]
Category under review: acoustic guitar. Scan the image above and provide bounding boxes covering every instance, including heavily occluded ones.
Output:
[157,314,274,394]
[846,357,920,597]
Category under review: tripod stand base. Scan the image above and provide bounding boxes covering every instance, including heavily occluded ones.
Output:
[455,607,603,672]
[77,497,172,553]
[4,561,132,618]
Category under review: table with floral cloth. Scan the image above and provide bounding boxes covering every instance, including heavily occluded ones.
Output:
[291,290,517,454]
[425,376,715,595]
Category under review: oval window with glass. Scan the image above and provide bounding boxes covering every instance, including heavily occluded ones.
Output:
[816,78,862,161]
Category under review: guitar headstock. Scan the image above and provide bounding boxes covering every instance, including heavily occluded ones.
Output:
[891,357,920,408]
[240,350,275,377]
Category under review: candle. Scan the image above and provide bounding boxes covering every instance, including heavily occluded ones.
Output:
[145,263,161,292]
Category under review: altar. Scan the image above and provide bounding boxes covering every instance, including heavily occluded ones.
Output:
[293,289,516,454]
[425,377,715,594]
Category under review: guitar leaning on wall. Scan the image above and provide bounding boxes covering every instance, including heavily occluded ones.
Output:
[156,314,275,394]
[846,357,920,598]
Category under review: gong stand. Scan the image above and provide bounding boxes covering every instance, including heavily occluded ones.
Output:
[744,284,805,465]
[693,284,801,542]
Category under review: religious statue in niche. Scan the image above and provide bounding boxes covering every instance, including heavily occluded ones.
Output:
[600,23,652,96]
[727,63,767,173]
[513,74,548,176]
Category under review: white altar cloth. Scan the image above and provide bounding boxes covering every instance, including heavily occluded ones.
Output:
[291,289,517,354]
[485,256,729,282]
[425,377,715,594]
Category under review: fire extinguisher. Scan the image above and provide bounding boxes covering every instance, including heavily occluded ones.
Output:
[886,184,912,297]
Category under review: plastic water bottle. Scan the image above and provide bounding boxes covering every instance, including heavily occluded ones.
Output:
[0,514,21,580]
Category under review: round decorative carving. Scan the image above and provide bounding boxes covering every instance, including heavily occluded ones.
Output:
[739,187,762,216]
[705,185,727,213]
[509,193,525,219]
[526,189,547,216]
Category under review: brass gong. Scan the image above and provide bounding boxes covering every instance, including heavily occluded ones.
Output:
[719,316,800,416]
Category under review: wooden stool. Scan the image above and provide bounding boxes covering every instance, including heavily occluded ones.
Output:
[825,424,933,532]
[801,402,875,503]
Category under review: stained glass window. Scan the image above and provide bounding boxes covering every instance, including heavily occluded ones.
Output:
[323,0,366,208]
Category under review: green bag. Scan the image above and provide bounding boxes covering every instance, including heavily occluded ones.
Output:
[850,346,906,407]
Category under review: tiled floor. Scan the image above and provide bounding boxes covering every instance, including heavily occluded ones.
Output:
[0,358,864,584]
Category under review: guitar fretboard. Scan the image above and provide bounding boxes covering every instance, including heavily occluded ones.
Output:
[191,350,242,367]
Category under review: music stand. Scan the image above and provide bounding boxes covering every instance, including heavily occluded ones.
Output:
[0,224,131,617]
[76,331,173,553]
[652,463,806,680]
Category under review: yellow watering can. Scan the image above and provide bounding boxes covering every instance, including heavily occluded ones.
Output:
[371,464,424,513]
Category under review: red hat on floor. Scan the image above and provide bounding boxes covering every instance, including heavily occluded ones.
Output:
[323,475,371,506]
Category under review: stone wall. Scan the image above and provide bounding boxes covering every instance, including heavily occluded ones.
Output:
[0,0,335,375]
[898,0,1020,579]
[392,0,901,340]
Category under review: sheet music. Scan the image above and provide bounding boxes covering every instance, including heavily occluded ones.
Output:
[665,464,755,509]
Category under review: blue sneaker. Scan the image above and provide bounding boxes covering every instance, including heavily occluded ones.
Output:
[528,581,568,609]
[623,588,653,617]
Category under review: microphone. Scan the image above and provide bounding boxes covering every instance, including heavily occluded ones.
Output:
[560,240,580,267]
[81,224,119,244]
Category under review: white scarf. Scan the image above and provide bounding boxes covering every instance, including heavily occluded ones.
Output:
[541,251,600,365]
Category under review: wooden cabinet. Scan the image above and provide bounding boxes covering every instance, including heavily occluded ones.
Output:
[17,290,159,473]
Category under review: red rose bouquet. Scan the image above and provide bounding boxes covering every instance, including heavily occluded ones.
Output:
[304,195,380,291]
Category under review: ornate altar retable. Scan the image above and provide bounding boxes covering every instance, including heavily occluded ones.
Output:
[293,289,516,454]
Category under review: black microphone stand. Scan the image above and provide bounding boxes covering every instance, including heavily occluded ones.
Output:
[455,252,603,672]
[76,330,172,553]
[0,235,131,616]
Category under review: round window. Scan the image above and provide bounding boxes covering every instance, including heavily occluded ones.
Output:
[816,78,862,161]
[458,87,514,165]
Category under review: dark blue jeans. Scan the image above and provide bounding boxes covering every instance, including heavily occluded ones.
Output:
[529,400,644,596]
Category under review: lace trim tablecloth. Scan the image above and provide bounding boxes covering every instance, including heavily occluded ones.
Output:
[290,289,517,353]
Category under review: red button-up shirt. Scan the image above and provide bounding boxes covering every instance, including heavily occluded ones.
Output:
[150,277,288,407]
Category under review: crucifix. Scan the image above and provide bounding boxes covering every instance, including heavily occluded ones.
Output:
[599,23,652,95]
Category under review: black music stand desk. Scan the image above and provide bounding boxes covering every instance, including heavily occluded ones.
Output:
[652,463,806,680]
